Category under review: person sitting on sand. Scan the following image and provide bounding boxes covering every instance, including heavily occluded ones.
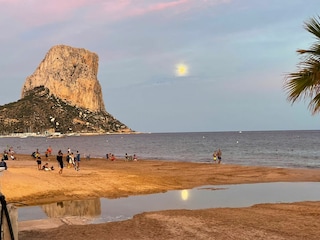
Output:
[0,159,7,170]
[10,153,16,160]
[2,151,8,161]
[42,162,54,171]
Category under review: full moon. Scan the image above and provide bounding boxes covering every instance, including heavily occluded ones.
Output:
[175,63,189,77]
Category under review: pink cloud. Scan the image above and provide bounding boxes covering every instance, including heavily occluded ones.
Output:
[0,0,229,28]
[94,0,231,21]
[0,0,92,27]
[91,0,190,22]
[130,0,189,16]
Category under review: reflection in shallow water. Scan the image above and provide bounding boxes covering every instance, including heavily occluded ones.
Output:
[18,182,320,223]
[42,198,101,218]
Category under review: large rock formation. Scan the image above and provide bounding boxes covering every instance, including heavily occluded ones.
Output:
[0,45,132,135]
[22,45,105,112]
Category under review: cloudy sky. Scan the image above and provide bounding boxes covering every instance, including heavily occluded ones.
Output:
[0,0,319,133]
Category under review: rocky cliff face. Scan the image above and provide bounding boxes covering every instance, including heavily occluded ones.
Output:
[22,45,105,112]
[0,45,132,135]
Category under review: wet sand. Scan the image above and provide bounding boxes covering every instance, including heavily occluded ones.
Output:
[2,154,320,240]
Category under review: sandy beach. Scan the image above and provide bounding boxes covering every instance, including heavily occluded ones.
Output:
[2,154,320,239]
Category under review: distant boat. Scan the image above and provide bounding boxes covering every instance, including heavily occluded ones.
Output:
[239,131,242,133]
[47,132,65,138]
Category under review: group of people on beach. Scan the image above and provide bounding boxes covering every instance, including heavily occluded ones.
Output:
[31,147,81,174]
[2,146,16,161]
[57,148,81,174]
[125,153,137,161]
[212,149,222,164]
[106,153,138,162]
[32,148,54,171]
[106,153,116,161]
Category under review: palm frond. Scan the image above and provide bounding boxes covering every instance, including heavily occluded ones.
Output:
[309,93,320,114]
[304,15,320,39]
[284,58,320,102]
[284,16,320,115]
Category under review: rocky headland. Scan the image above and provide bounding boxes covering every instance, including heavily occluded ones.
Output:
[0,45,132,135]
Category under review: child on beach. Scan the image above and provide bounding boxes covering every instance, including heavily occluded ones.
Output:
[213,151,217,163]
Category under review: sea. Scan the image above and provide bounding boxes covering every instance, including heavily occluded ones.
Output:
[1,130,319,169]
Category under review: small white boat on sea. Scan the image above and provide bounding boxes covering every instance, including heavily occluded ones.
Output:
[47,132,65,138]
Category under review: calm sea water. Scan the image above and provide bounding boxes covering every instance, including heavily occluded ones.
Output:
[1,130,319,169]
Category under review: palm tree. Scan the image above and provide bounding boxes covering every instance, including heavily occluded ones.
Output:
[284,16,320,114]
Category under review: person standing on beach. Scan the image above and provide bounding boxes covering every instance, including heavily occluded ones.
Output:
[75,151,80,171]
[57,150,64,174]
[36,156,42,170]
[47,146,52,156]
[217,149,222,164]
[68,152,75,168]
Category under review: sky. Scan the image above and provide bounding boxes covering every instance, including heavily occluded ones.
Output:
[0,0,319,133]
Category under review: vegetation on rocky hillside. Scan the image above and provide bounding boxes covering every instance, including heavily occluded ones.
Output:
[0,86,131,135]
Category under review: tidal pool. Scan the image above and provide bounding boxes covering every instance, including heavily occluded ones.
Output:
[18,182,320,223]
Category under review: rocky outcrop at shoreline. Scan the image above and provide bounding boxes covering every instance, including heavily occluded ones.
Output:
[0,45,133,135]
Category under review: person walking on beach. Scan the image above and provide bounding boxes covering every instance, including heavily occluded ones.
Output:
[217,149,222,164]
[57,150,64,174]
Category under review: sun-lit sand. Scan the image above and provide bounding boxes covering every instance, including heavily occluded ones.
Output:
[2,154,320,240]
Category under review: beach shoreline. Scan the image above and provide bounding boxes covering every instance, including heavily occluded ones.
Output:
[2,154,320,239]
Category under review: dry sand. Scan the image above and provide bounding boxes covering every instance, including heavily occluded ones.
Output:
[2,154,320,240]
